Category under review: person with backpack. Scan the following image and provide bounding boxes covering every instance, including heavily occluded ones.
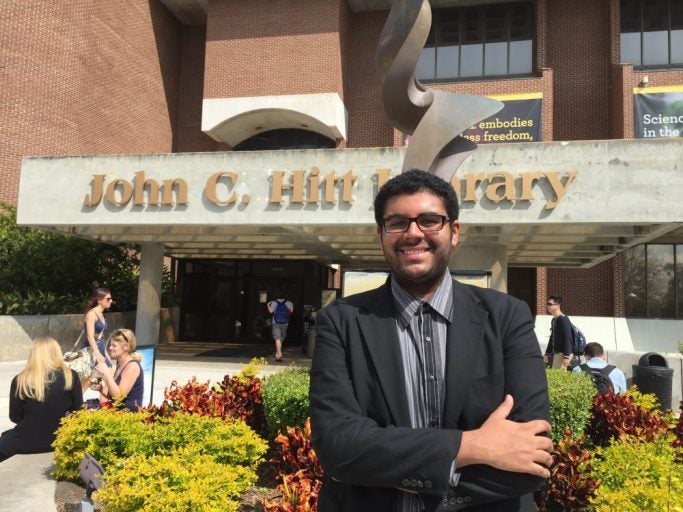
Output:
[543,295,573,369]
[267,297,293,362]
[572,342,627,394]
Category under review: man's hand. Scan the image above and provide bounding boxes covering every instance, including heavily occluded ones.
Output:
[457,395,553,479]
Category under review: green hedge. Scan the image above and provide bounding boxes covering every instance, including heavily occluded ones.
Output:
[546,368,596,443]
[96,451,255,512]
[262,367,311,438]
[52,409,267,510]
[52,410,148,480]
[257,367,596,445]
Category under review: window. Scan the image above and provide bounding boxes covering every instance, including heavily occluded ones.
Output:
[416,2,534,81]
[624,244,682,318]
[620,0,683,68]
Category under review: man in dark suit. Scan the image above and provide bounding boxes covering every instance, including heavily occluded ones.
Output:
[309,170,552,512]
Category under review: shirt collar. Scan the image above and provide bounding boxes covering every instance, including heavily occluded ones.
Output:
[390,269,454,327]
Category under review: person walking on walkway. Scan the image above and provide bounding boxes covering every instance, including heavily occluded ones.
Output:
[83,289,112,362]
[267,297,293,362]
[543,295,573,369]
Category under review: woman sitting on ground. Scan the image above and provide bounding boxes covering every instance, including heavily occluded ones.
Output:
[94,329,144,412]
[0,337,83,462]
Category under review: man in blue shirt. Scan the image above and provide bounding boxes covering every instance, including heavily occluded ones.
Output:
[572,342,627,394]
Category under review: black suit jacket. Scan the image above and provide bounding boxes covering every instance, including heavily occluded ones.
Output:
[309,278,550,512]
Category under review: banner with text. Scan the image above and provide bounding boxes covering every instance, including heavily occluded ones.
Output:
[463,92,542,144]
[633,85,683,139]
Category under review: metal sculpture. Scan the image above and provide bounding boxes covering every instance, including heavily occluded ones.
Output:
[376,0,503,180]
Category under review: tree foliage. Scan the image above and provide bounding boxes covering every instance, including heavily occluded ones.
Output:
[0,202,140,313]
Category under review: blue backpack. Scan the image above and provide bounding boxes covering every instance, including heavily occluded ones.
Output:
[274,300,290,324]
[571,322,587,356]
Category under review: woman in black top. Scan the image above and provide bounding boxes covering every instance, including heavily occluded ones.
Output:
[0,337,83,462]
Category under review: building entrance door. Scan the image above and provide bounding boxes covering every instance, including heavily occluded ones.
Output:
[180,274,236,341]
[245,277,303,345]
[178,259,324,344]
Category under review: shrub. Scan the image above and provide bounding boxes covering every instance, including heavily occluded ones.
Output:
[546,368,595,443]
[262,368,310,438]
[52,409,267,484]
[147,362,267,436]
[271,418,322,479]
[0,289,84,315]
[535,430,598,511]
[672,401,683,452]
[590,435,683,511]
[624,385,661,411]
[264,418,323,512]
[52,409,149,481]
[148,413,267,468]
[218,373,267,436]
[263,469,323,512]
[586,391,669,447]
[96,450,256,512]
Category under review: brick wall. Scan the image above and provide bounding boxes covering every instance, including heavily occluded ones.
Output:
[546,0,612,141]
[536,267,548,315]
[176,25,224,152]
[0,0,181,204]
[547,260,615,317]
[345,10,394,148]
[205,0,346,99]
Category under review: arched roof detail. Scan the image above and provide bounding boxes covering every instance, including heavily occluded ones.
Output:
[202,93,347,147]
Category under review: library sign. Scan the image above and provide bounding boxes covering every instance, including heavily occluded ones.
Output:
[82,167,576,211]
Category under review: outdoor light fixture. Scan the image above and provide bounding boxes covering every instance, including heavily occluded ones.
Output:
[639,76,649,87]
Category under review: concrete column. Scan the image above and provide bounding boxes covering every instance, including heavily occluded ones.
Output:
[450,244,508,292]
[135,243,164,346]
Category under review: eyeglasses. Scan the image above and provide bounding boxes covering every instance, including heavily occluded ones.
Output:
[103,297,112,302]
[382,214,450,233]
[546,302,557,306]
[113,329,129,343]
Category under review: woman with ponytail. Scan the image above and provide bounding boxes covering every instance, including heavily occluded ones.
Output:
[83,287,113,367]
[78,287,113,392]
[0,337,83,462]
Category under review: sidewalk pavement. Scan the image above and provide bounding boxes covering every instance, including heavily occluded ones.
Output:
[0,342,311,512]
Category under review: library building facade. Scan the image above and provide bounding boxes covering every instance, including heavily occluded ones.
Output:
[3,0,683,358]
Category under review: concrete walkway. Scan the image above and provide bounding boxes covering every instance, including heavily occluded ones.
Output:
[0,342,311,512]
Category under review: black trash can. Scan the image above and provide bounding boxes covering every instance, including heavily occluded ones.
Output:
[632,352,673,411]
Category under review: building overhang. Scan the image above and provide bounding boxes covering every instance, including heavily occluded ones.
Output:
[202,94,348,147]
[16,139,683,268]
